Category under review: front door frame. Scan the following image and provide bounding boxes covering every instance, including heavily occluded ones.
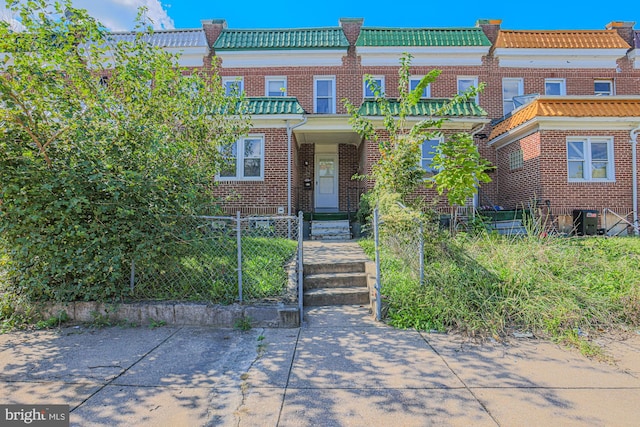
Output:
[314,145,339,211]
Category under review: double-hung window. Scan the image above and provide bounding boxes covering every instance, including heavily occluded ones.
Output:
[545,78,566,95]
[222,76,244,96]
[265,76,287,96]
[457,76,479,103]
[219,135,264,181]
[410,76,431,98]
[363,75,385,98]
[502,78,524,115]
[314,76,336,114]
[421,137,442,177]
[594,80,614,96]
[567,137,614,182]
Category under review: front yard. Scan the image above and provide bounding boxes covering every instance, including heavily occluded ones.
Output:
[360,233,640,356]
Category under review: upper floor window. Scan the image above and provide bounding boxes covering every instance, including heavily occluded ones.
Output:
[545,78,566,95]
[314,76,336,114]
[265,76,287,97]
[222,76,244,96]
[594,80,614,96]
[421,137,442,177]
[410,76,431,98]
[218,135,264,181]
[502,78,524,115]
[363,75,385,98]
[457,76,479,103]
[567,137,614,182]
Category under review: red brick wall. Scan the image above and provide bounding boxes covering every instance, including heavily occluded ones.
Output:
[539,129,636,216]
[205,20,640,217]
[494,133,542,209]
[212,127,290,215]
[338,144,360,212]
[297,144,315,212]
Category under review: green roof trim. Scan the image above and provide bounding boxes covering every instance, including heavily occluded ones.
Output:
[245,97,306,115]
[356,27,492,47]
[358,99,487,117]
[214,28,349,50]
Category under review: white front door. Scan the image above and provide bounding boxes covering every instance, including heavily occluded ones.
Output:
[315,154,339,211]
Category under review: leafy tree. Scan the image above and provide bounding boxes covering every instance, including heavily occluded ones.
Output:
[0,0,250,301]
[344,53,491,215]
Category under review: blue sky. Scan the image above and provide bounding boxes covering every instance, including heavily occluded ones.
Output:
[0,0,638,32]
[164,0,637,31]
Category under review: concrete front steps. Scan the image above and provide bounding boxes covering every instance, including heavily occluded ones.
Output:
[303,261,369,306]
[489,220,528,236]
[310,219,351,240]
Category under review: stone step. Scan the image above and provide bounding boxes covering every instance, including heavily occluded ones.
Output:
[304,287,370,306]
[304,272,368,290]
[311,234,351,241]
[491,220,524,229]
[304,261,366,275]
[311,219,350,229]
[310,220,351,241]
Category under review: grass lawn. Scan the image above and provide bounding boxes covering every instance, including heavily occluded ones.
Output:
[129,236,298,304]
[1,236,298,330]
[360,234,640,356]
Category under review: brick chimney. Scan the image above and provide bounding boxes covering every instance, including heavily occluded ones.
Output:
[339,18,364,46]
[606,21,635,47]
[476,19,502,45]
[201,19,227,48]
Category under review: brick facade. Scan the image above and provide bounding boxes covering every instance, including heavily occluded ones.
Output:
[194,18,640,223]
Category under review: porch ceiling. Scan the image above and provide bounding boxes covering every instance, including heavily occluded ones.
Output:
[294,129,362,145]
[293,115,363,146]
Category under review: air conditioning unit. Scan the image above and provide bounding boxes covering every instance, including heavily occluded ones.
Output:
[572,210,598,236]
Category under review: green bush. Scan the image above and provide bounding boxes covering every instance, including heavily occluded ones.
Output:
[0,1,249,302]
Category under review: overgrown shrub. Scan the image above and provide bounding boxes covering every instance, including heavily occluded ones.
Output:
[0,1,250,302]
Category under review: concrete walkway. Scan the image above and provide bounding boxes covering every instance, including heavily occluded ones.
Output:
[1,305,640,426]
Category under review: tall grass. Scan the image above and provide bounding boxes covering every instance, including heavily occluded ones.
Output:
[360,233,640,349]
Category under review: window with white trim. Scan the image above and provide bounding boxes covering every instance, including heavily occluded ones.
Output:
[265,76,287,96]
[545,78,566,95]
[457,76,479,102]
[363,75,385,98]
[509,150,524,170]
[502,78,524,115]
[218,135,264,181]
[594,80,614,96]
[567,137,614,182]
[410,76,431,98]
[421,137,442,176]
[314,76,336,114]
[222,76,244,96]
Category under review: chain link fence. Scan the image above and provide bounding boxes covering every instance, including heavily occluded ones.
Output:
[130,213,302,305]
[372,204,438,320]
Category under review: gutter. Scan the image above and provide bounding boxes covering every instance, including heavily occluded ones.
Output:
[286,117,308,216]
[631,125,640,235]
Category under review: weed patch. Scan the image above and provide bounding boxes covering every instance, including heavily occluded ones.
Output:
[361,234,640,356]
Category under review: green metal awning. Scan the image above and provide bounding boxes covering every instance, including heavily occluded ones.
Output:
[214,28,349,50]
[358,99,487,117]
[245,97,306,115]
[356,27,491,47]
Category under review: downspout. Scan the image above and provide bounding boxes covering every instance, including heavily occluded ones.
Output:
[631,125,640,235]
[470,123,488,210]
[286,117,308,217]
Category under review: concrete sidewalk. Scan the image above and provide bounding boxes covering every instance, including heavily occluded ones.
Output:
[1,305,639,426]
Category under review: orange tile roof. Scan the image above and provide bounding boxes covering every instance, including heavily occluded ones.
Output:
[495,30,630,49]
[489,97,640,140]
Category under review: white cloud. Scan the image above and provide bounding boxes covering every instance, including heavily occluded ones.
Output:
[0,0,174,32]
[75,0,174,31]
